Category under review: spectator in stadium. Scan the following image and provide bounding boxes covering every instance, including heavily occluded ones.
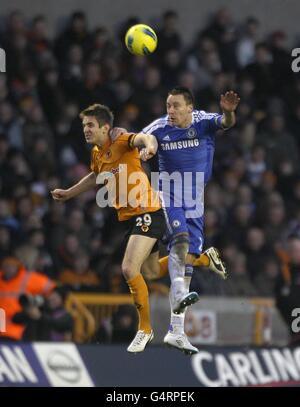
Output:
[243,227,272,280]
[0,102,23,149]
[0,226,12,260]
[201,7,235,48]
[95,304,138,344]
[56,232,81,271]
[253,256,280,297]
[14,228,53,274]
[111,305,138,343]
[222,252,258,297]
[59,249,102,292]
[258,114,300,172]
[203,207,222,248]
[63,208,92,248]
[236,16,260,68]
[156,10,182,60]
[0,197,19,231]
[13,286,73,341]
[246,145,267,187]
[54,10,90,61]
[226,203,254,245]
[242,42,275,107]
[263,202,287,248]
[0,256,55,341]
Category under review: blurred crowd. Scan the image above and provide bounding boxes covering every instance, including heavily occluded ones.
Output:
[0,6,300,315]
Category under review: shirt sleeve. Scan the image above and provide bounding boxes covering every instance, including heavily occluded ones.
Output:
[114,132,137,150]
[196,111,225,133]
[141,116,167,135]
[206,113,224,132]
[27,272,56,296]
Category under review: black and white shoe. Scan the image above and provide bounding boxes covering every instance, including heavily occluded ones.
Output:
[204,247,228,280]
[172,291,199,315]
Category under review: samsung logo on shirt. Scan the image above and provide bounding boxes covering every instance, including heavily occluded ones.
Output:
[161,139,200,151]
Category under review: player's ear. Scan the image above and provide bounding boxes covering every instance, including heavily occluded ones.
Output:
[188,104,193,113]
[102,123,110,133]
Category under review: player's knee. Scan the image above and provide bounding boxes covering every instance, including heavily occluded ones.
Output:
[169,235,189,266]
[122,262,137,280]
[171,233,189,248]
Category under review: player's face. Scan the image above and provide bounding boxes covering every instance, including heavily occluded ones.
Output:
[166,94,193,128]
[82,116,108,145]
[2,262,19,279]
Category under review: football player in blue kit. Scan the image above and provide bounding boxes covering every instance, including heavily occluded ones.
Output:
[140,87,240,354]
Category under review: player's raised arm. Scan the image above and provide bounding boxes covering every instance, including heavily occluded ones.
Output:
[220,91,240,128]
[51,171,96,201]
[132,133,158,161]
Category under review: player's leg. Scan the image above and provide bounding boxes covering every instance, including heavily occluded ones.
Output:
[164,216,203,355]
[123,234,156,352]
[143,250,225,280]
[163,205,199,313]
[143,250,226,280]
[168,232,199,313]
[125,209,166,352]
[141,250,160,280]
[163,247,199,355]
[168,217,227,353]
[185,215,205,293]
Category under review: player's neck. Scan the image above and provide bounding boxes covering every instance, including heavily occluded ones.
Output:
[177,114,193,128]
[95,132,110,148]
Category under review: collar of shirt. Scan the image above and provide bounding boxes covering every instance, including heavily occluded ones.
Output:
[94,139,112,158]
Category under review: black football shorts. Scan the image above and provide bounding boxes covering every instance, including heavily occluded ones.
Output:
[123,208,166,253]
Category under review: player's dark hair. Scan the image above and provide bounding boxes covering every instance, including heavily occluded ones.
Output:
[79,104,114,128]
[168,86,195,106]
[72,11,86,21]
[163,10,178,20]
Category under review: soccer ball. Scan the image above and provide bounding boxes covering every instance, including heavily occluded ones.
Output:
[125,24,158,56]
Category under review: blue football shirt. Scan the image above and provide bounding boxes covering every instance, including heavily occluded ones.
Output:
[142,110,224,183]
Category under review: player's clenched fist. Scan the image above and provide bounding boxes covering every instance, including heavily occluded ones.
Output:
[140,147,156,161]
[50,189,71,201]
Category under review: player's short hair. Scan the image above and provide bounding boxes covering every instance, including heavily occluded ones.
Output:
[163,10,178,20]
[79,104,114,128]
[168,86,195,107]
